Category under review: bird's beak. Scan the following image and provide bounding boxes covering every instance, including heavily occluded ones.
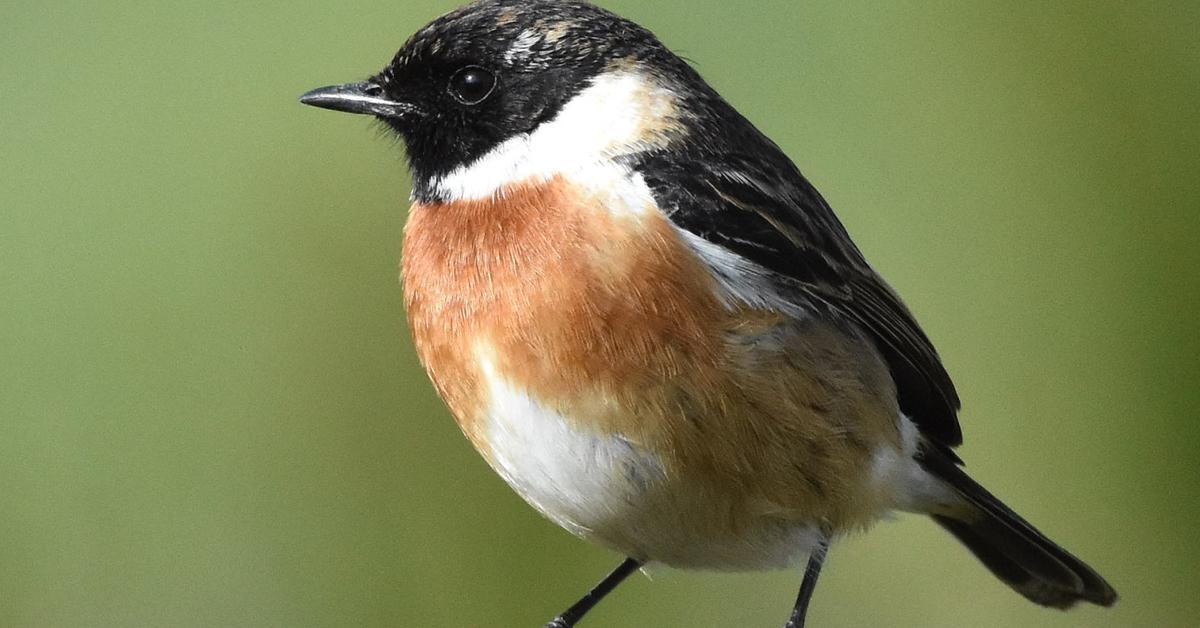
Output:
[299,81,420,118]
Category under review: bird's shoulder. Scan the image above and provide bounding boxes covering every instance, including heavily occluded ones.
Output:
[628,129,964,449]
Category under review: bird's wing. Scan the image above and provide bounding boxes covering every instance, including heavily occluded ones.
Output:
[638,152,963,449]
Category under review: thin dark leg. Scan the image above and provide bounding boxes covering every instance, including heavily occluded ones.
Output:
[785,539,829,628]
[546,558,643,628]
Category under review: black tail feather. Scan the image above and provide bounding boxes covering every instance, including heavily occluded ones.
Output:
[919,447,1117,609]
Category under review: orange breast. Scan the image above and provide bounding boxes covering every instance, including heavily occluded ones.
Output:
[400,176,726,453]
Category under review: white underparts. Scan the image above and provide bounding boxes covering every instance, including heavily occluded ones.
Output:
[475,343,823,570]
[430,69,681,205]
[476,344,666,538]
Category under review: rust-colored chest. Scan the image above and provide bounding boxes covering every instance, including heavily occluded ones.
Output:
[399,177,725,449]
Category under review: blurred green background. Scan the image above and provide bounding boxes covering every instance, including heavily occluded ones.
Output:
[2,1,1197,626]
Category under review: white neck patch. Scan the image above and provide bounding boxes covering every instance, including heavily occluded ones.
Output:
[428,69,683,203]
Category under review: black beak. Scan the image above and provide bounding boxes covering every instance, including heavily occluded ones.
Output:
[299,81,421,118]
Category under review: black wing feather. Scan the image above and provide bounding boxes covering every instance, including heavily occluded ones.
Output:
[636,145,963,448]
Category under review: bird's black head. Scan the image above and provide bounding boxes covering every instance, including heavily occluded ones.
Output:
[301,0,694,201]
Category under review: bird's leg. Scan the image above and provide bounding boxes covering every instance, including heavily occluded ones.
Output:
[784,538,829,628]
[545,558,643,628]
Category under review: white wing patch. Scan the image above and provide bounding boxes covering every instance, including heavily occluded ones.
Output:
[674,227,814,319]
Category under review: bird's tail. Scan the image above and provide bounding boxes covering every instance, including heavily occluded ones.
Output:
[918,447,1118,609]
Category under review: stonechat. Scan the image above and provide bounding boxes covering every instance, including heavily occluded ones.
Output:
[300,1,1117,625]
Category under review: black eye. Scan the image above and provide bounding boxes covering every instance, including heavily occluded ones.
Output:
[448,66,497,105]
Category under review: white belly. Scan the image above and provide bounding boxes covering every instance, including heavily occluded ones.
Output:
[476,350,822,571]
[478,350,663,537]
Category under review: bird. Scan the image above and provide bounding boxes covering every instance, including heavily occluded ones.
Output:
[299,1,1118,626]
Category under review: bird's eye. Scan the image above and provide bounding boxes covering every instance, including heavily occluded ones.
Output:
[448,66,497,105]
